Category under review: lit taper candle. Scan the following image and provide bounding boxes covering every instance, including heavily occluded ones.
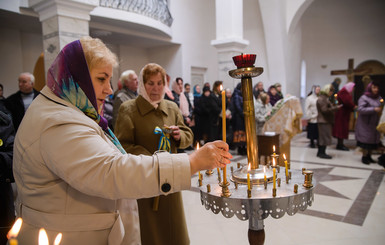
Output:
[221,85,227,184]
[7,218,22,245]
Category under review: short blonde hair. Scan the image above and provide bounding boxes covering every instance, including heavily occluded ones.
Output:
[141,63,166,85]
[79,36,118,71]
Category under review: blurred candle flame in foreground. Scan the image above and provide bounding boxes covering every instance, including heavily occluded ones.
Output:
[7,218,22,239]
[54,233,62,245]
[39,229,49,245]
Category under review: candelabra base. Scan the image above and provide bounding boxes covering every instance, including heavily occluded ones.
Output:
[232,166,274,185]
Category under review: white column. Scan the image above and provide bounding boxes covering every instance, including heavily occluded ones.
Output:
[211,0,249,89]
[29,0,98,75]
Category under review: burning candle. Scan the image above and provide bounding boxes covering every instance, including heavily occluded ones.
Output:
[221,85,227,184]
[283,154,289,178]
[54,233,62,245]
[272,157,276,167]
[273,145,276,153]
[7,218,22,245]
[264,166,267,182]
[39,228,49,245]
[273,168,276,189]
[247,164,251,190]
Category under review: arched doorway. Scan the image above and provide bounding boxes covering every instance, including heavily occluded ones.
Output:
[353,60,385,104]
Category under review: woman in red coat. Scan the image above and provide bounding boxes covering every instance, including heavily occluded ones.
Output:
[332,82,356,150]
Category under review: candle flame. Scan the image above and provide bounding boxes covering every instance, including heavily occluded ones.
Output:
[39,228,49,245]
[273,145,276,152]
[54,233,62,245]
[381,99,384,103]
[220,84,223,91]
[7,218,22,239]
[263,166,266,174]
[247,163,251,172]
[196,142,200,150]
[334,94,337,98]
[283,153,286,160]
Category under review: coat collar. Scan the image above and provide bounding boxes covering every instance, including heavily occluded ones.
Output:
[40,86,83,113]
[136,95,169,117]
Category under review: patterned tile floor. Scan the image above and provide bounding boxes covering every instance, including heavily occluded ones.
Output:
[183,132,385,245]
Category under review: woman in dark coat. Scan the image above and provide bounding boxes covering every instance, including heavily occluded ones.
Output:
[195,86,221,143]
[0,101,15,245]
[355,81,382,164]
[231,82,247,155]
[332,82,356,150]
[316,84,341,159]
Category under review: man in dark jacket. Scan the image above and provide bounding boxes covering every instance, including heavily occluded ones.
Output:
[5,72,39,131]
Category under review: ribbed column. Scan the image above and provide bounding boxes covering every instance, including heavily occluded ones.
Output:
[211,0,249,89]
[29,0,98,76]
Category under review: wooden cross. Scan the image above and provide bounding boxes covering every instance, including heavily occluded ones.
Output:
[331,58,371,82]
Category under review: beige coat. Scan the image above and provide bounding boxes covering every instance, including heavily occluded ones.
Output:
[13,86,191,245]
[115,95,193,245]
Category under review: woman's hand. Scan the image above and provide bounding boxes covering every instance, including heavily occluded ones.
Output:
[188,141,233,175]
[168,125,181,141]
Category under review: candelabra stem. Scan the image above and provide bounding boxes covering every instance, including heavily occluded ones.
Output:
[248,218,265,245]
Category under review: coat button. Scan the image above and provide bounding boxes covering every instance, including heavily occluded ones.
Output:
[161,183,171,193]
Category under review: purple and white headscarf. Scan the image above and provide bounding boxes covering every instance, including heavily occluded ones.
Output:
[46,40,125,153]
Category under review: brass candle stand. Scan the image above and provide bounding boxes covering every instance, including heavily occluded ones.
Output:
[198,165,315,245]
[197,54,315,245]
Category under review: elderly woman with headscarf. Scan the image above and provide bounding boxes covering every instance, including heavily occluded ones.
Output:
[332,82,356,151]
[114,63,193,245]
[316,84,341,159]
[305,85,321,148]
[171,77,193,126]
[254,92,272,134]
[355,81,382,164]
[12,37,232,245]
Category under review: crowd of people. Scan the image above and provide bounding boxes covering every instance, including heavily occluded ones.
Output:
[0,39,288,243]
[305,77,385,167]
[0,37,232,245]
[2,36,383,245]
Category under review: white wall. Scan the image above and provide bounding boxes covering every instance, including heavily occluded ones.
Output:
[301,0,385,93]
[243,0,270,89]
[169,0,218,87]
[0,27,43,97]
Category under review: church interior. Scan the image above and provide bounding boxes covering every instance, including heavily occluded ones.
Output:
[1,0,385,244]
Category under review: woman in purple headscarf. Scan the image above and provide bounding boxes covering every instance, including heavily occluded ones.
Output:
[12,37,231,245]
[355,81,382,164]
[332,82,356,150]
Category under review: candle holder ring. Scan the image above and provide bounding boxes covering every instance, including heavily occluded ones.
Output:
[231,166,274,185]
[229,67,264,79]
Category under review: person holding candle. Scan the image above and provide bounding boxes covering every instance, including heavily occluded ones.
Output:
[332,82,356,151]
[316,84,341,159]
[114,63,193,245]
[355,81,382,164]
[12,37,232,245]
